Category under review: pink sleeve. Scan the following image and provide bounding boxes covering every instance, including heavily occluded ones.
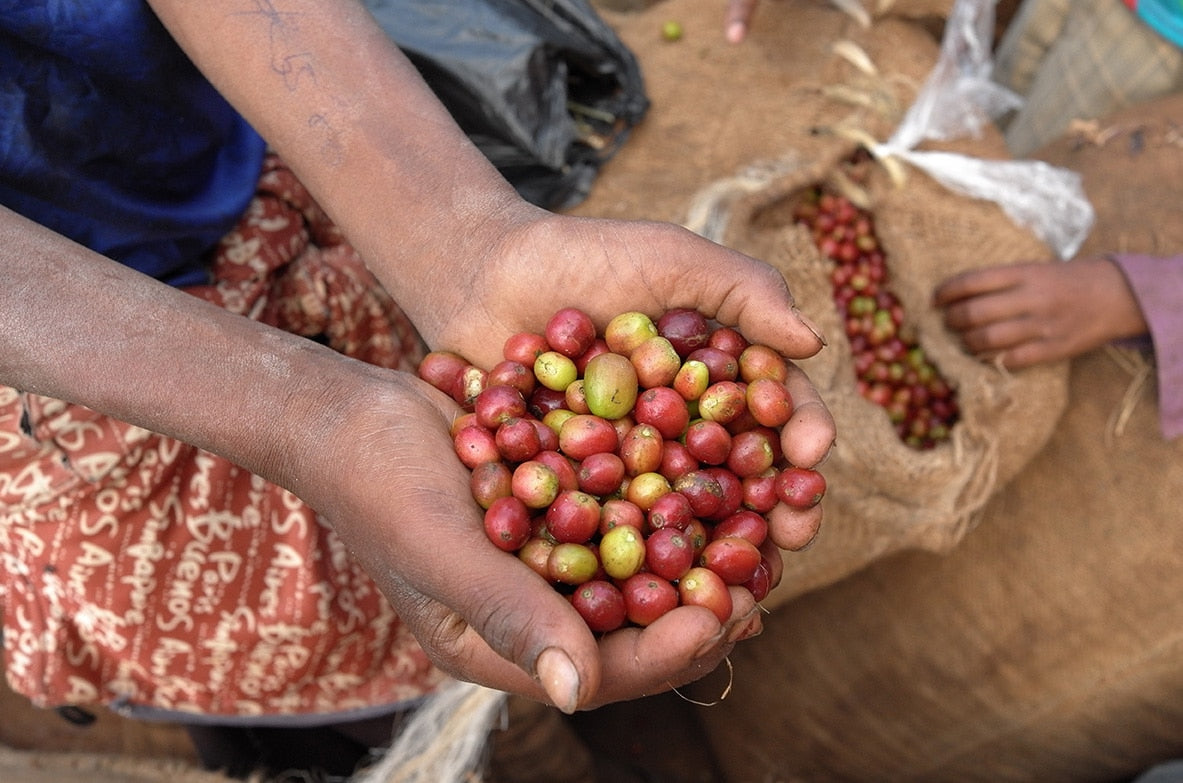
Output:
[1110,253,1183,440]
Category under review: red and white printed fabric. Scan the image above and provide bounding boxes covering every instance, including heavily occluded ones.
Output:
[0,154,446,720]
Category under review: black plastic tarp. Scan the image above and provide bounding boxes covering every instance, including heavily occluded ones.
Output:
[364,0,649,210]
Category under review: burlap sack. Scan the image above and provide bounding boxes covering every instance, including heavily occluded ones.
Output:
[685,69,1070,602]
[691,92,1183,783]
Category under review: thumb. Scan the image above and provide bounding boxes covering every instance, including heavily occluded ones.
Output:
[424,543,604,713]
[707,249,829,361]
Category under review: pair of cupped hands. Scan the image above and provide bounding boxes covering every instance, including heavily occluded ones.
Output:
[299,209,835,715]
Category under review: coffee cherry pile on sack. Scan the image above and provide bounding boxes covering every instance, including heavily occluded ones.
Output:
[418,307,826,633]
[792,187,959,449]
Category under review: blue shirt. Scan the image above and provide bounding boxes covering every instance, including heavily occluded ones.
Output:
[0,1,266,286]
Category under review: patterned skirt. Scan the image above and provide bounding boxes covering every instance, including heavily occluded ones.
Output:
[0,155,447,723]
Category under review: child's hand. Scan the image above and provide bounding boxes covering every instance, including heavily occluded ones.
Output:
[934,258,1148,369]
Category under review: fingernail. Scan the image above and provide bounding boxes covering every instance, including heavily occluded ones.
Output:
[734,623,763,642]
[694,628,727,660]
[726,21,746,44]
[792,307,827,346]
[727,607,762,643]
[796,532,819,551]
[536,647,580,714]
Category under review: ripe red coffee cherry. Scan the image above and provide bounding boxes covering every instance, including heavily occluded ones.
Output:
[684,419,732,466]
[742,560,773,603]
[707,327,749,358]
[677,567,733,624]
[619,423,664,476]
[711,509,769,547]
[577,451,627,497]
[673,469,724,519]
[686,347,739,384]
[633,386,691,440]
[745,377,793,428]
[545,307,598,358]
[646,490,694,532]
[741,470,780,513]
[453,425,500,469]
[776,467,827,509]
[656,308,712,358]
[704,467,744,522]
[621,573,679,627]
[571,580,628,633]
[726,429,776,478]
[659,439,699,482]
[483,496,533,552]
[418,350,470,395]
[495,416,543,463]
[503,331,549,366]
[599,498,645,535]
[545,490,601,544]
[487,360,536,397]
[558,414,620,460]
[699,536,762,585]
[644,527,695,581]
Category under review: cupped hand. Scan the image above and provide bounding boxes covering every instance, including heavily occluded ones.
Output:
[347,212,834,710]
[434,211,836,543]
[309,363,764,713]
[430,213,826,378]
[933,258,1147,369]
[431,209,835,461]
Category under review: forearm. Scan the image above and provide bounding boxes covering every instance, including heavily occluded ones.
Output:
[144,0,532,346]
[0,205,369,496]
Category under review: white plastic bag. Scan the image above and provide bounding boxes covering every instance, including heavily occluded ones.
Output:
[870,0,1095,258]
